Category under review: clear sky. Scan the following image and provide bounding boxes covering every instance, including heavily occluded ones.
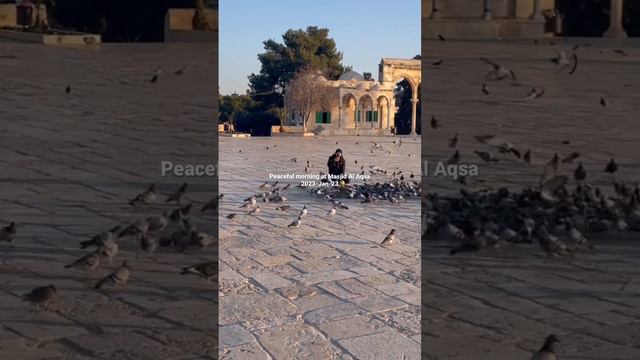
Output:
[219,0,420,95]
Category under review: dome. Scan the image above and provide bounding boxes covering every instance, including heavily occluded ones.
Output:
[339,71,364,81]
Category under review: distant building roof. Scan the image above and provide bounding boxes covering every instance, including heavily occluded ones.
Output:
[339,71,364,81]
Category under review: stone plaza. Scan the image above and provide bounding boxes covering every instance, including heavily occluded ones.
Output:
[0,43,217,359]
[219,136,421,359]
[422,38,640,359]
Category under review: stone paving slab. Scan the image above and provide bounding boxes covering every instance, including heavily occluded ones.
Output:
[219,136,421,359]
[0,43,217,359]
[422,38,640,359]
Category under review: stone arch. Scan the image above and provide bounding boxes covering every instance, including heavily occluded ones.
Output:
[376,95,391,129]
[341,93,358,129]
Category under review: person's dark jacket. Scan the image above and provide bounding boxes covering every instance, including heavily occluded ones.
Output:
[327,154,345,176]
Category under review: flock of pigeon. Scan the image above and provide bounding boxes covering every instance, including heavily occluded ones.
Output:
[1,182,217,308]
[425,41,637,259]
[226,139,420,247]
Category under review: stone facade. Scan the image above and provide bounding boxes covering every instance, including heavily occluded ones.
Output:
[284,58,421,136]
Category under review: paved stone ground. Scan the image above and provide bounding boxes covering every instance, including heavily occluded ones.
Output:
[422,38,640,359]
[0,43,217,359]
[219,136,421,359]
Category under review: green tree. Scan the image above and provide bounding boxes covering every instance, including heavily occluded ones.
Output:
[248,26,349,110]
[218,93,257,126]
[363,72,374,81]
[193,0,211,31]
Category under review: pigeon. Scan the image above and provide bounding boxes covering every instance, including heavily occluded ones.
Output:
[174,66,186,75]
[65,85,71,94]
[129,183,157,207]
[328,207,336,216]
[240,197,257,208]
[431,59,443,66]
[600,95,608,107]
[118,220,149,239]
[548,153,560,174]
[0,221,16,243]
[181,261,216,280]
[299,205,308,218]
[474,151,498,163]
[448,134,459,148]
[170,203,192,222]
[95,260,131,289]
[474,134,495,144]
[140,234,158,254]
[23,285,57,307]
[438,34,445,41]
[525,88,544,99]
[561,152,580,164]
[64,252,100,271]
[529,334,558,360]
[147,212,169,231]
[150,74,159,83]
[190,230,214,248]
[380,229,397,246]
[80,225,121,249]
[288,216,302,229]
[614,49,628,56]
[537,224,571,257]
[604,158,618,175]
[226,213,238,220]
[201,196,218,212]
[481,83,490,95]
[430,116,441,129]
[276,205,290,211]
[450,233,486,255]
[523,149,532,164]
[166,182,188,204]
[447,150,460,165]
[481,58,516,80]
[574,162,587,182]
[96,239,119,262]
[248,207,261,215]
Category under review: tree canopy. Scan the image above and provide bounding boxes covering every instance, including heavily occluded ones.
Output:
[248,26,349,110]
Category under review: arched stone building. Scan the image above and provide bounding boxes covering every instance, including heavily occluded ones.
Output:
[284,58,421,136]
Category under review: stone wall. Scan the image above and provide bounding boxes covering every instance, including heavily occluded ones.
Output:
[167,8,217,31]
[423,0,555,18]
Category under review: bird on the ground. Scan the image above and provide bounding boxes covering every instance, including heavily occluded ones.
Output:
[481,83,490,95]
[474,151,498,163]
[0,221,16,243]
[529,334,558,360]
[226,213,238,220]
[170,203,192,222]
[181,261,215,281]
[129,183,157,208]
[604,158,618,175]
[600,95,608,107]
[276,205,290,211]
[65,85,71,94]
[525,87,544,99]
[430,116,441,129]
[448,134,459,148]
[96,239,119,263]
[166,182,188,204]
[380,229,397,246]
[80,225,121,249]
[328,207,336,216]
[447,150,460,165]
[497,142,521,159]
[140,234,158,255]
[548,153,560,174]
[574,162,586,182]
[95,260,131,289]
[64,252,100,271]
[190,230,213,248]
[23,285,57,308]
[565,219,593,250]
[147,211,169,231]
[240,197,257,208]
[201,196,218,212]
[174,66,186,75]
[248,207,260,215]
[288,216,302,229]
[150,74,159,83]
[537,223,571,257]
[450,222,486,255]
[474,134,495,144]
[438,34,445,41]
[299,205,308,218]
[523,149,532,164]
[431,60,443,66]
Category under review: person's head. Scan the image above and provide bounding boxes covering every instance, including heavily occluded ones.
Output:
[334,149,343,158]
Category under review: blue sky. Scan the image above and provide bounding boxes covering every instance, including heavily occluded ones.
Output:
[219,0,420,95]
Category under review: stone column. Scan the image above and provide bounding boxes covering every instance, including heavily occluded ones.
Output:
[482,0,492,20]
[604,0,627,38]
[528,0,543,20]
[387,102,392,130]
[410,97,417,135]
[354,101,359,129]
[338,105,342,129]
[430,0,441,19]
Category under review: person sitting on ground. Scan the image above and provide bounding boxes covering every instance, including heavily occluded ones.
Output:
[327,149,349,184]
